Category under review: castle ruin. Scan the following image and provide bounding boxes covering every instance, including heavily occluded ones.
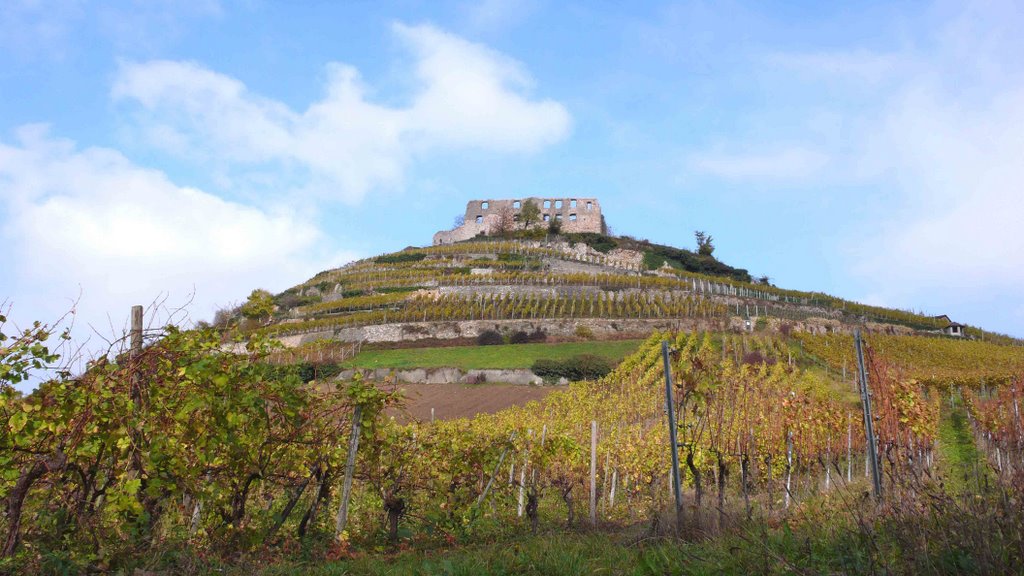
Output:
[433,198,604,245]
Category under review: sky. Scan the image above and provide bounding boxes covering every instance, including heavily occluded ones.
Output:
[1,0,1022,372]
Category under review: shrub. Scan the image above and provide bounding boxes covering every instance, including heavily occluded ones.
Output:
[527,329,547,343]
[565,233,618,253]
[377,286,426,294]
[240,289,275,322]
[509,331,531,344]
[531,354,613,382]
[375,252,427,264]
[274,292,321,310]
[741,351,775,366]
[574,325,595,340]
[531,358,561,378]
[754,317,768,332]
[295,362,343,383]
[477,330,504,346]
[642,251,667,270]
[568,354,613,380]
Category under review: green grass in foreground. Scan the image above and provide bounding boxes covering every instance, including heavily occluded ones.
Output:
[936,398,989,494]
[243,520,879,576]
[340,340,642,370]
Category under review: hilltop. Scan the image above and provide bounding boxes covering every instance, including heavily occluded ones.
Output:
[215,230,1007,351]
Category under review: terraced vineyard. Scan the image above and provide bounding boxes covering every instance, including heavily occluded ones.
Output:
[251,236,1002,345]
[796,332,1024,387]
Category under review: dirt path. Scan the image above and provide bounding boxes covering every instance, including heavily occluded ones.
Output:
[379,382,565,422]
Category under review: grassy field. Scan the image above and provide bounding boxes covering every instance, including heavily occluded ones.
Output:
[237,516,891,576]
[340,339,643,370]
[936,399,989,494]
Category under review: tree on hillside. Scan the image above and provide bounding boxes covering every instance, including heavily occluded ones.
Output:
[695,230,715,256]
[492,205,516,236]
[547,216,562,235]
[452,214,465,229]
[519,200,541,229]
[240,289,275,324]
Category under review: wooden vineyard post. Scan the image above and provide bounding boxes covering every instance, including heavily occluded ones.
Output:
[479,433,517,506]
[825,437,831,490]
[531,425,547,487]
[854,329,883,500]
[590,420,598,526]
[517,429,532,517]
[847,415,852,483]
[130,304,143,406]
[662,341,684,528]
[785,431,793,509]
[335,405,363,538]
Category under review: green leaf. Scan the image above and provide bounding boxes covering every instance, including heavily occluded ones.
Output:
[9,411,27,434]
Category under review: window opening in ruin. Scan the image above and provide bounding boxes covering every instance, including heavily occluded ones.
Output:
[570,199,577,208]
[543,214,550,221]
[556,213,563,220]
[475,215,483,224]
[555,200,563,209]
[481,201,489,210]
[513,200,521,209]
[586,201,593,210]
[543,200,551,209]
[569,213,577,221]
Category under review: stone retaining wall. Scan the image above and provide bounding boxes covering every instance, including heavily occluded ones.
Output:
[338,367,544,386]
[291,317,729,345]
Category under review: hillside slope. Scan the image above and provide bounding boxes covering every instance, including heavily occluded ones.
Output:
[219,234,1009,347]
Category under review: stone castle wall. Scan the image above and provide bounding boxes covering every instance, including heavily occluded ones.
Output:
[434,197,603,245]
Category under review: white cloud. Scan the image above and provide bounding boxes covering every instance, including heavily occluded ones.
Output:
[463,0,537,33]
[0,0,84,59]
[0,125,350,369]
[764,50,906,85]
[676,2,1024,334]
[112,22,571,203]
[0,0,222,61]
[687,146,829,181]
[850,83,1024,295]
[817,3,1024,330]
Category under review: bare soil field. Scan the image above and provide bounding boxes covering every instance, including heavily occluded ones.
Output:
[379,382,566,422]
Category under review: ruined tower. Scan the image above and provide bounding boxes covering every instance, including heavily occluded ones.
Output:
[433,197,603,245]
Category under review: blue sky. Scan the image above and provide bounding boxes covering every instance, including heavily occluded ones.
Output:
[2,0,1022,361]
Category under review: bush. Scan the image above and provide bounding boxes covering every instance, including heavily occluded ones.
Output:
[377,286,426,294]
[531,358,561,378]
[616,237,751,282]
[531,354,613,382]
[509,331,531,344]
[527,329,547,343]
[741,351,775,366]
[642,251,668,270]
[274,292,321,310]
[477,330,504,346]
[294,362,343,383]
[565,233,617,253]
[375,252,426,264]
[574,325,595,340]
